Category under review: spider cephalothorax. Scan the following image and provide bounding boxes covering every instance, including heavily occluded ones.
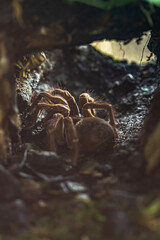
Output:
[27,89,118,166]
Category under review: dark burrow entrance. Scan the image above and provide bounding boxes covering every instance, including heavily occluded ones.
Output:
[3,45,160,240]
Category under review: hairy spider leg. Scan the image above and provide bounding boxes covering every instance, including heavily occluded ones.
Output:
[79,93,96,117]
[29,91,68,113]
[82,102,118,136]
[45,113,65,152]
[79,93,94,107]
[51,89,80,117]
[45,114,79,166]
[64,117,79,166]
[27,102,70,128]
[37,103,70,122]
[27,93,69,127]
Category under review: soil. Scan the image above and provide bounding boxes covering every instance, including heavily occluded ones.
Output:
[2,45,160,240]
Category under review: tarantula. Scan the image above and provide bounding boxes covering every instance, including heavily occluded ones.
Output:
[27,89,118,166]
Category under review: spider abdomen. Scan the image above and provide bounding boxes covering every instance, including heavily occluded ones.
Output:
[75,117,115,155]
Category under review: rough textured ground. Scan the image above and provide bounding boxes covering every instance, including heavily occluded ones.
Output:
[1,45,160,240]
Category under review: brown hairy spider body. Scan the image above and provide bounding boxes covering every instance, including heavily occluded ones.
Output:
[27,89,118,166]
[76,117,115,154]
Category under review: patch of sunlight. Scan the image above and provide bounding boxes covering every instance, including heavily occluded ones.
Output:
[91,31,155,63]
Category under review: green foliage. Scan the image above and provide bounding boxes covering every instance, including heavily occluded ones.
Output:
[145,0,160,6]
[142,199,160,218]
[65,0,139,10]
[65,0,160,9]
[138,198,160,235]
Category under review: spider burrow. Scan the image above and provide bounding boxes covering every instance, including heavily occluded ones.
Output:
[26,89,118,166]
